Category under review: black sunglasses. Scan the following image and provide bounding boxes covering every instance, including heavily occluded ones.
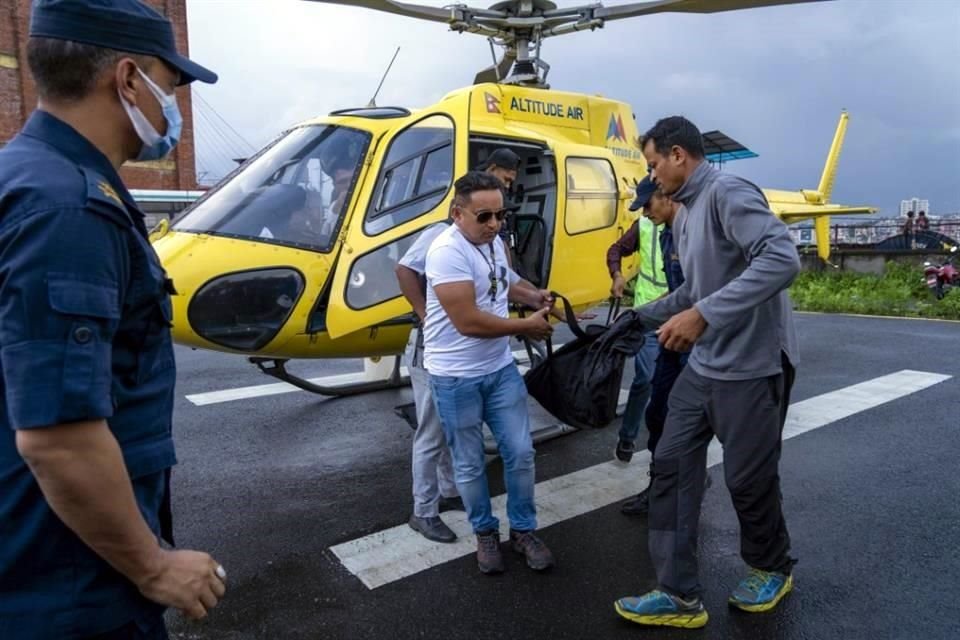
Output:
[460,206,508,224]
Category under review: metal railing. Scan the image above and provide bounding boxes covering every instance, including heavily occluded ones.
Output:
[792,218,960,250]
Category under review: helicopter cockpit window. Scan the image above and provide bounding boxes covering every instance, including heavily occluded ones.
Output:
[564,157,618,235]
[364,115,454,236]
[172,125,371,253]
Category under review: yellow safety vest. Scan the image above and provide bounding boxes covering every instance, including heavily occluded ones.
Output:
[633,218,668,306]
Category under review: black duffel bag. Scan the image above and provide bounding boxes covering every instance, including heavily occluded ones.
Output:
[522,295,651,429]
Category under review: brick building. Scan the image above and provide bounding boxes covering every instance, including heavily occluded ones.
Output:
[0,0,200,190]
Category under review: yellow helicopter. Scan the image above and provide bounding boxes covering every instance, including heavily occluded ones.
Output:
[151,0,875,396]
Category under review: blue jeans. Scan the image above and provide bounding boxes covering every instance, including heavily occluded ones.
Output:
[618,329,659,444]
[430,364,536,533]
[643,346,689,454]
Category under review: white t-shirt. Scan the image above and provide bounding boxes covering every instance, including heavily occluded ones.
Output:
[398,223,448,275]
[424,225,520,378]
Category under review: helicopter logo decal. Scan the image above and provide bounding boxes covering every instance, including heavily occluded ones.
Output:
[606,113,627,142]
[484,92,501,114]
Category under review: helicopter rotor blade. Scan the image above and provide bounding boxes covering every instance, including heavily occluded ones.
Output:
[593,0,833,22]
[301,0,474,24]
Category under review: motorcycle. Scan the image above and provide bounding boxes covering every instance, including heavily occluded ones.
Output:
[923,245,959,300]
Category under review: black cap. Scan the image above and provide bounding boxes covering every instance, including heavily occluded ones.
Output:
[629,176,658,212]
[482,148,520,172]
[29,0,217,85]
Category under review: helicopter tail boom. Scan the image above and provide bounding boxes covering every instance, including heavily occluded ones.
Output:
[767,111,876,262]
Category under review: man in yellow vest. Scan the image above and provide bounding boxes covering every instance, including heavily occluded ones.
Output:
[606,176,668,465]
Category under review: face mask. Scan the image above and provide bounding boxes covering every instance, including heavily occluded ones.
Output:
[118,68,182,161]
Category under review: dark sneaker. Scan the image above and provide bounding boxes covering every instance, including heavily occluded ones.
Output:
[621,487,650,515]
[408,514,456,543]
[728,568,793,612]
[476,530,505,574]
[614,439,636,464]
[509,530,555,571]
[615,590,709,628]
[438,496,465,512]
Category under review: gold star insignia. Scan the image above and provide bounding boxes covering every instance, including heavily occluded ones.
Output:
[97,181,122,205]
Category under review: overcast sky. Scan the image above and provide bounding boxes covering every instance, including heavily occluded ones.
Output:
[184,0,960,216]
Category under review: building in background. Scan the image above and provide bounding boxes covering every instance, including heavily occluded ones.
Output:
[901,197,931,215]
[0,0,200,190]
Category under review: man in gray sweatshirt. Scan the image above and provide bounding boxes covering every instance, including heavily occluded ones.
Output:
[614,116,799,629]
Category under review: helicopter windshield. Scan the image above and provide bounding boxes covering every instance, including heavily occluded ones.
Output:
[173,125,371,252]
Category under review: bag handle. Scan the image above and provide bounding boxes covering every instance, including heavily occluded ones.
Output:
[548,291,588,340]
[516,305,554,363]
[605,296,622,326]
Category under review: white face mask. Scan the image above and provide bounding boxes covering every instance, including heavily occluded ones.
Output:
[118,68,182,161]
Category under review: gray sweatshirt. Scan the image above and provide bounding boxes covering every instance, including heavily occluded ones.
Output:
[639,161,800,381]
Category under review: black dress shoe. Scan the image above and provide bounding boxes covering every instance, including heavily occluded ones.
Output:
[621,488,650,516]
[408,514,456,543]
[439,496,465,512]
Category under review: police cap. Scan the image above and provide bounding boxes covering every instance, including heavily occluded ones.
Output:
[29,0,217,85]
[629,176,658,212]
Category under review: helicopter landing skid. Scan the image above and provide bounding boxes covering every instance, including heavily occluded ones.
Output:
[482,421,579,455]
[249,356,410,398]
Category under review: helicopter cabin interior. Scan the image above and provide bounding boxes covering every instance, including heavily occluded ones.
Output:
[470,137,557,288]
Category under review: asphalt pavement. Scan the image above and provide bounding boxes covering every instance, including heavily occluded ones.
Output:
[163,313,960,640]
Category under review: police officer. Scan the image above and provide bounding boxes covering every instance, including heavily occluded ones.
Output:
[0,1,223,638]
[605,176,668,465]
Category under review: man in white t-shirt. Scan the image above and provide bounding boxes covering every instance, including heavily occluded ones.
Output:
[395,220,463,544]
[424,171,556,575]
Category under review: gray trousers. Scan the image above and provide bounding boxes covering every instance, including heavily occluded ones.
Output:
[648,353,796,598]
[405,328,458,518]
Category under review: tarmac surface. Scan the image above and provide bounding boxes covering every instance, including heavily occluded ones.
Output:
[164,313,960,640]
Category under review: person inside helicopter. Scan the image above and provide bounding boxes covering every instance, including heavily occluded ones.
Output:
[174,124,370,253]
[477,148,523,267]
[478,147,520,193]
[320,140,361,218]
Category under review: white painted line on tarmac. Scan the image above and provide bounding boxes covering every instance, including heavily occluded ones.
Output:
[186,371,382,406]
[185,345,563,406]
[329,369,952,590]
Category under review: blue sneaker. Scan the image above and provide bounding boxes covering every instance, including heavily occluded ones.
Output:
[615,589,708,628]
[728,568,794,612]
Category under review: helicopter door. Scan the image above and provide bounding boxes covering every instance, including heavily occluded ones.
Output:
[469,139,557,288]
[323,99,470,339]
[550,151,623,301]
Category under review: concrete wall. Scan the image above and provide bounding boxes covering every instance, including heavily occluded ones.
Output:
[800,250,952,275]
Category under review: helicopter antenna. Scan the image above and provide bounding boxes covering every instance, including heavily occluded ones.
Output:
[367,46,400,107]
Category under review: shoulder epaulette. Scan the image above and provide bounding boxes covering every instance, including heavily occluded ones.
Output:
[82,168,134,228]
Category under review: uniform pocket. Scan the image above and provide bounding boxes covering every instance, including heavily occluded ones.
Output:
[46,277,119,422]
[48,277,121,320]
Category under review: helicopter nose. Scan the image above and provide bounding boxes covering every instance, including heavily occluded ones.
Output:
[153,232,314,352]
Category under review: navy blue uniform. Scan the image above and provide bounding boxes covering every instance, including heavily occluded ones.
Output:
[643,224,688,453]
[0,112,177,639]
